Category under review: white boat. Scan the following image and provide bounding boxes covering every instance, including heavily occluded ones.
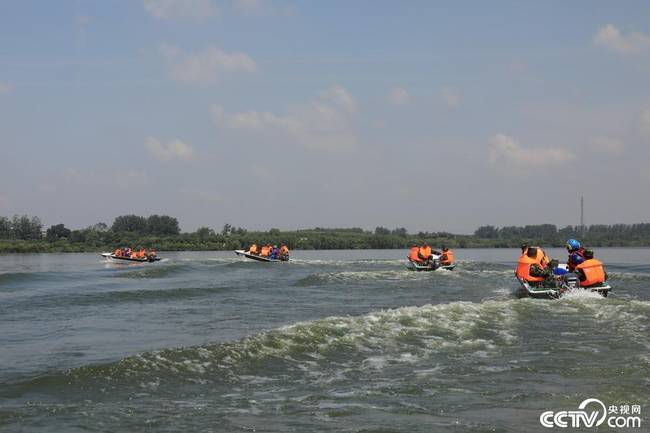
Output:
[516,264,611,299]
[234,250,289,262]
[406,255,456,271]
[101,253,161,263]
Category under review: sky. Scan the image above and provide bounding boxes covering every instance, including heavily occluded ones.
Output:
[1,0,650,233]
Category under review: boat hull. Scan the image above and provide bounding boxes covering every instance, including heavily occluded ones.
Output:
[101,253,161,263]
[407,258,455,272]
[516,277,610,299]
[234,250,289,262]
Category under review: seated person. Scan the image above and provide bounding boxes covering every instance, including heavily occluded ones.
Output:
[565,238,585,272]
[260,244,271,257]
[515,247,546,286]
[248,244,258,255]
[408,244,422,263]
[575,249,607,287]
[440,246,454,266]
[418,243,432,264]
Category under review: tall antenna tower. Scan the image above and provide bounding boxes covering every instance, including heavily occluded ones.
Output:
[580,195,584,234]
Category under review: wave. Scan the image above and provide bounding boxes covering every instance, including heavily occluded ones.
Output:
[0,300,526,394]
[3,297,649,400]
[294,269,431,286]
[35,285,234,308]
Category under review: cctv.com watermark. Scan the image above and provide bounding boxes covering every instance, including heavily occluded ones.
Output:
[540,398,642,428]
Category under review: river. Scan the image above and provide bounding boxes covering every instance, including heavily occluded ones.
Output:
[0,249,648,432]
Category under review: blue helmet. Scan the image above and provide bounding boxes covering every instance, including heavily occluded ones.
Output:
[565,239,581,251]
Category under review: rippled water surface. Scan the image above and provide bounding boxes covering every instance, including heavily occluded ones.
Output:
[1,249,648,432]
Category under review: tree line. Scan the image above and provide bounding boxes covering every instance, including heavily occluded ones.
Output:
[1,214,650,253]
[473,223,650,247]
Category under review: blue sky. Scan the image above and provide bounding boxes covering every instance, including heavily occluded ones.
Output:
[1,0,650,233]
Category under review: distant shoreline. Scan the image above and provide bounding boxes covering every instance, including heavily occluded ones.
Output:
[3,215,650,253]
[2,240,649,254]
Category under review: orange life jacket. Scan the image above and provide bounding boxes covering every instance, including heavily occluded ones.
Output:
[260,246,271,257]
[249,244,258,254]
[515,254,545,282]
[114,249,121,256]
[419,246,432,258]
[408,247,421,262]
[576,259,606,287]
[440,249,454,265]
[279,246,289,255]
[138,249,146,258]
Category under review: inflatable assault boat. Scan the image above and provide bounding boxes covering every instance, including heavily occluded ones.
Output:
[407,255,456,271]
[516,264,610,299]
[101,253,161,263]
[234,250,289,262]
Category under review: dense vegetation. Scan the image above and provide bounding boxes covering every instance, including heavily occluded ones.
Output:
[1,214,649,253]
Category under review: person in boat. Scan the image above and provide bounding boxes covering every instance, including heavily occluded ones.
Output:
[408,243,423,263]
[270,245,279,260]
[248,244,259,255]
[440,246,454,266]
[515,246,547,286]
[565,238,586,272]
[521,244,550,268]
[114,248,123,257]
[575,249,607,288]
[418,242,433,265]
[260,244,271,257]
[279,244,289,260]
[535,258,564,288]
[137,248,146,259]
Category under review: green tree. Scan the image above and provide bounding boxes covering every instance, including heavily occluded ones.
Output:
[195,226,215,241]
[146,215,180,235]
[474,225,499,239]
[11,215,42,240]
[112,215,147,233]
[0,216,11,239]
[46,224,71,241]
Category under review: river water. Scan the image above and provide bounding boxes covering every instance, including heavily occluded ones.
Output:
[0,249,648,432]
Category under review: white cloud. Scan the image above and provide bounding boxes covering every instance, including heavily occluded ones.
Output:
[160,44,257,84]
[234,0,267,15]
[641,109,650,139]
[441,87,461,108]
[594,24,650,54]
[143,0,217,20]
[592,136,624,154]
[489,134,575,166]
[388,87,411,106]
[145,137,196,161]
[322,85,357,114]
[0,82,14,94]
[212,85,359,152]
